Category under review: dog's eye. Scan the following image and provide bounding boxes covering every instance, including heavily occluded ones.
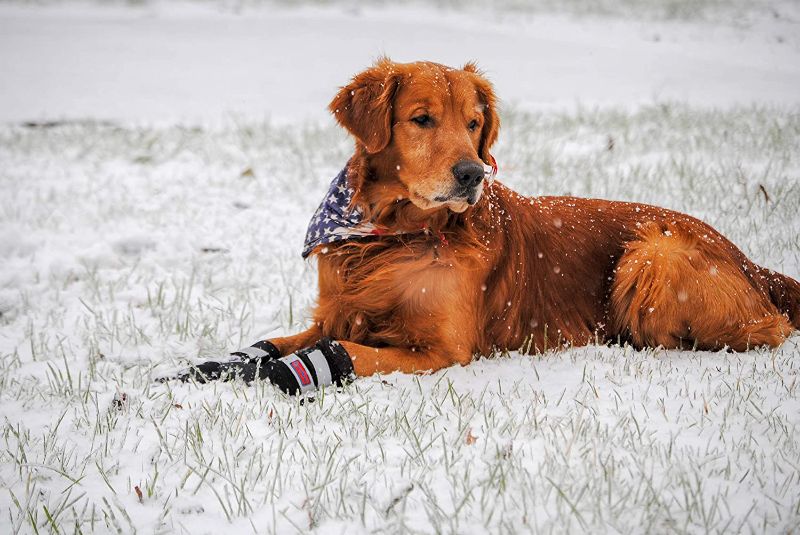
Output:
[468,119,479,131]
[412,115,432,127]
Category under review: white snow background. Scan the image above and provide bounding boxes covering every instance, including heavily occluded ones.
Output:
[1,1,800,533]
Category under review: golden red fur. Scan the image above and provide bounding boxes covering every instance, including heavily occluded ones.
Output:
[268,59,800,376]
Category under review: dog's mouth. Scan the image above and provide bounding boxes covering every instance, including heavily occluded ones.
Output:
[434,187,481,205]
[432,183,484,211]
[406,167,492,213]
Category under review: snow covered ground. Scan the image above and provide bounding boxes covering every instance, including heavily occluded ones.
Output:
[1,2,800,534]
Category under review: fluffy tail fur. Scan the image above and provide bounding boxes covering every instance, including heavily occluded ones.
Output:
[769,270,800,330]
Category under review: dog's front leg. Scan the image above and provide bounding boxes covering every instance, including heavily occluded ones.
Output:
[339,342,473,376]
[173,330,471,394]
[266,325,323,356]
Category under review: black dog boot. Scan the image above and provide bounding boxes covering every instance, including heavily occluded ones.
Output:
[261,338,355,395]
[178,340,281,383]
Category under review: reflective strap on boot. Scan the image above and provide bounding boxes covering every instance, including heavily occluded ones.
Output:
[304,349,332,387]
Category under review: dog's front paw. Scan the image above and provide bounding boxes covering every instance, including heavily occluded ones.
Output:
[176,360,243,383]
[164,340,282,384]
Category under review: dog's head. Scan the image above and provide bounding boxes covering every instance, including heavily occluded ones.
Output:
[330,59,499,214]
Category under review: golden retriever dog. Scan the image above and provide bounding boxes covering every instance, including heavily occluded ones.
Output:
[180,59,800,391]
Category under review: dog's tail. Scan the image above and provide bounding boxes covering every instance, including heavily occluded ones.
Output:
[768,269,800,331]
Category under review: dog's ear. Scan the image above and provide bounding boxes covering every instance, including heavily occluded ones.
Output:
[329,59,400,154]
[464,62,500,166]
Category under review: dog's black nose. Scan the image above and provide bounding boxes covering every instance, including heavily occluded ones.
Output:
[452,160,484,188]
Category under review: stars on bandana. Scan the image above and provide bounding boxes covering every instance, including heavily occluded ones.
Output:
[302,168,376,258]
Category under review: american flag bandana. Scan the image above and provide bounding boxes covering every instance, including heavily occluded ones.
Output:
[302,167,381,258]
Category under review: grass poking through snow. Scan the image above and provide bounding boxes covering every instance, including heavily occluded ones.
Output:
[1,103,799,533]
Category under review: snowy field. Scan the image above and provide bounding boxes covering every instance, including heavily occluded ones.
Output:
[1,1,800,534]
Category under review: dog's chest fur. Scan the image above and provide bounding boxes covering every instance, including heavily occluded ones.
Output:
[316,237,486,351]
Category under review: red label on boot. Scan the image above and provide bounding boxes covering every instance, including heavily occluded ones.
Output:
[290,360,311,386]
